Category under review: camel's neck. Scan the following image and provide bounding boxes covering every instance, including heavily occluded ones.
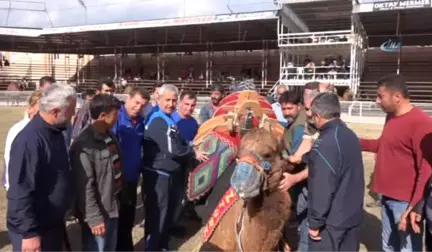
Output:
[239,190,292,251]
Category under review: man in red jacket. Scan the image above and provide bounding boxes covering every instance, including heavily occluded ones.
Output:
[360,74,432,252]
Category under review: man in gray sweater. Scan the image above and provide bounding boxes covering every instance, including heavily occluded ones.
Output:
[70,94,123,251]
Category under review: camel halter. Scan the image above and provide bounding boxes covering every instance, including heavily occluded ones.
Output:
[233,153,271,252]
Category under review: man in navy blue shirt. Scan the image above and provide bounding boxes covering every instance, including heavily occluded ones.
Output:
[112,87,150,251]
[172,91,199,144]
[307,93,364,251]
[7,84,77,252]
[171,90,199,232]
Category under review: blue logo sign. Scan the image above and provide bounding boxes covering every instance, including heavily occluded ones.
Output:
[380,39,402,52]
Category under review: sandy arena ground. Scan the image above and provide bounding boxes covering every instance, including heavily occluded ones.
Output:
[0,107,384,251]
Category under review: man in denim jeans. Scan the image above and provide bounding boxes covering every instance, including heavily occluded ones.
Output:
[70,94,123,251]
[360,74,432,252]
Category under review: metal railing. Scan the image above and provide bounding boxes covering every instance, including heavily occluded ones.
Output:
[4,91,432,125]
[278,30,353,47]
[279,67,351,86]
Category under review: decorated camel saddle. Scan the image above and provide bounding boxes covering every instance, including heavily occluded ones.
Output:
[188,90,284,201]
[187,90,292,251]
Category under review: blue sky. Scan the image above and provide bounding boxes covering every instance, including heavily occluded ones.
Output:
[0,0,278,28]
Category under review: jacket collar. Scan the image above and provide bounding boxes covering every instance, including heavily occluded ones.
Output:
[119,105,144,125]
[33,112,66,133]
[319,118,343,132]
[86,124,114,142]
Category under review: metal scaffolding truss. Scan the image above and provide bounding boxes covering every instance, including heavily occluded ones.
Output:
[273,0,367,97]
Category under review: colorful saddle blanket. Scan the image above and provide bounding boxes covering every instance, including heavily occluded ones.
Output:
[203,187,240,242]
[187,131,238,201]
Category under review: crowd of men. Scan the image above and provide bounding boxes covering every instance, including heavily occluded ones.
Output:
[272,75,432,251]
[2,77,222,252]
[3,74,432,252]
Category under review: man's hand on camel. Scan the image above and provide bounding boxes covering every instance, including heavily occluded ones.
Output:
[278,172,299,191]
[287,155,302,164]
[91,223,106,236]
[308,228,322,241]
[195,150,209,162]
[22,235,41,252]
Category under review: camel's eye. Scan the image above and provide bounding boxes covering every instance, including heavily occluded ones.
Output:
[262,153,272,159]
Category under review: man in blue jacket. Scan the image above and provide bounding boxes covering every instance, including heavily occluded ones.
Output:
[172,90,199,145]
[112,87,150,251]
[171,90,200,231]
[307,93,364,251]
[7,84,77,252]
[143,84,208,251]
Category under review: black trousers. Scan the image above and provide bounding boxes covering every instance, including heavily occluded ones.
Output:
[116,182,138,251]
[143,169,185,251]
[426,221,432,251]
[308,225,360,251]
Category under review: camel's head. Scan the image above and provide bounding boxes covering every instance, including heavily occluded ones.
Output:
[230,128,284,201]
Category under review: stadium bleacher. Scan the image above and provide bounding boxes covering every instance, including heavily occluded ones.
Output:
[359,47,432,103]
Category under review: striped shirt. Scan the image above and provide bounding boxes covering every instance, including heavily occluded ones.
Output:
[104,135,122,195]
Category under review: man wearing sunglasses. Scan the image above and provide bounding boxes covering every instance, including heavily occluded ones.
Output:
[307,93,364,251]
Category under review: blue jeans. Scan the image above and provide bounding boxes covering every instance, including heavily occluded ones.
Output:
[298,216,309,251]
[81,218,118,252]
[381,196,422,252]
[293,186,308,251]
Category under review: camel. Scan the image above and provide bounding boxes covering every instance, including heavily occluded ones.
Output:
[187,89,293,251]
[198,129,292,251]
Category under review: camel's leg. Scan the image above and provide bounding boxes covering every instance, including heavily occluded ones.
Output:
[205,201,242,251]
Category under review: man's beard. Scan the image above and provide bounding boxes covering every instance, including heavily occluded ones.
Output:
[54,114,71,129]
[378,103,394,113]
[284,117,294,124]
[307,118,317,129]
[211,98,221,106]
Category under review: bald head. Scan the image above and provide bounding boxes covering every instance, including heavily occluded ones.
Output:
[275,85,288,102]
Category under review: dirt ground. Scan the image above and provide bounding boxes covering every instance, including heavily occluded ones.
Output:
[0,107,384,251]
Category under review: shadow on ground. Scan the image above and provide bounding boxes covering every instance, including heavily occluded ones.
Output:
[134,217,202,251]
[361,210,381,251]
[0,230,10,250]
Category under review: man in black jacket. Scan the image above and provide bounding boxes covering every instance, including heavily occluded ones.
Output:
[7,84,77,252]
[143,84,208,251]
[70,94,123,251]
[307,93,364,251]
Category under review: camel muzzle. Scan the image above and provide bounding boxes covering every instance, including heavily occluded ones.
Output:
[230,154,271,200]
